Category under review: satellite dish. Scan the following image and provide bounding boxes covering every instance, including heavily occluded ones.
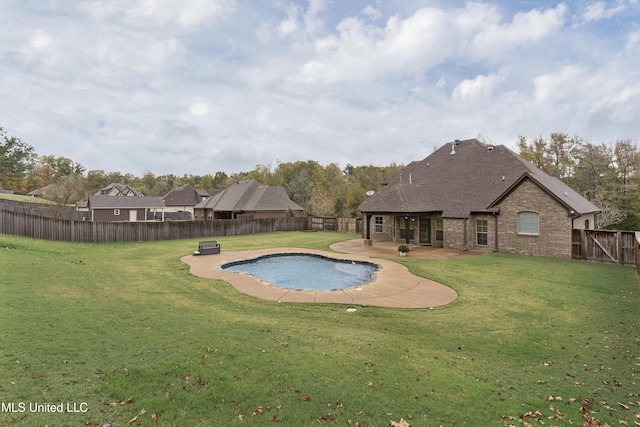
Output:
[366,190,375,196]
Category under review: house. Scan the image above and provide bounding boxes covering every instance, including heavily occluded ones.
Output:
[95,183,143,197]
[27,183,68,201]
[74,183,145,216]
[358,139,601,259]
[163,184,220,219]
[194,180,303,220]
[88,195,165,222]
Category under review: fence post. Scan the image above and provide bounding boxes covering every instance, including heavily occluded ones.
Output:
[616,230,623,265]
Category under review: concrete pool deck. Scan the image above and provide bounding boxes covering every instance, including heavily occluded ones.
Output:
[180,239,485,309]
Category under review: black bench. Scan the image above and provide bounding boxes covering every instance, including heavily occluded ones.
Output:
[194,240,220,255]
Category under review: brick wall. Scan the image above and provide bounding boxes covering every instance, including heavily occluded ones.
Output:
[496,179,572,258]
[364,178,578,259]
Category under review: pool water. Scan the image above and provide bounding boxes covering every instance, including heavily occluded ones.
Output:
[221,253,378,291]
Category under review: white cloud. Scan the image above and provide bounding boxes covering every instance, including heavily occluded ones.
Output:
[533,65,586,102]
[468,4,566,61]
[361,5,382,21]
[581,0,628,23]
[294,3,566,84]
[29,30,51,48]
[452,68,508,100]
[1,1,638,176]
[626,29,640,52]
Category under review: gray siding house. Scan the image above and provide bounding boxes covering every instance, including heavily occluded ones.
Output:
[88,195,165,222]
[358,139,601,259]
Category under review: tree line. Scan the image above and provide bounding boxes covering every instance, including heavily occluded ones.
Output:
[0,127,402,218]
[517,133,639,230]
[2,127,638,228]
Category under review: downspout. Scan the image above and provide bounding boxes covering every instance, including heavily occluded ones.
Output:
[463,217,468,250]
[494,211,499,252]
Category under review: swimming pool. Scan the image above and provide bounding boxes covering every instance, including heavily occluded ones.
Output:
[221,253,379,291]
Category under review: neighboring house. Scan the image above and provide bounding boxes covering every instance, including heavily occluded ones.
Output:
[358,138,601,259]
[27,183,78,204]
[74,183,144,216]
[194,180,303,220]
[163,184,220,218]
[88,195,165,222]
[95,183,143,197]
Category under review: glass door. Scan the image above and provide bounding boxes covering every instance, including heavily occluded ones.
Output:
[419,218,431,245]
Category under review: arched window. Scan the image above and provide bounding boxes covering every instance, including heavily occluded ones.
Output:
[518,212,539,235]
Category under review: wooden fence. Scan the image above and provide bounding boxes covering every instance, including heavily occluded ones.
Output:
[0,198,83,220]
[0,208,364,243]
[308,217,363,233]
[0,209,313,243]
[636,232,640,277]
[572,229,637,266]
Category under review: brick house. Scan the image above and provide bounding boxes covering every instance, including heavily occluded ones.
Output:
[358,139,601,259]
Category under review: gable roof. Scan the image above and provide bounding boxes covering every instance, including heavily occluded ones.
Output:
[195,180,303,212]
[358,138,600,218]
[95,183,143,197]
[163,184,219,207]
[89,195,165,209]
[27,183,67,198]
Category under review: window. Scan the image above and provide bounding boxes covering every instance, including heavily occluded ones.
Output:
[476,220,488,246]
[435,218,443,241]
[518,212,539,235]
[114,209,120,216]
[374,216,383,233]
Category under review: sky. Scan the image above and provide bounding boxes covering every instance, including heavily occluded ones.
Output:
[1,0,639,177]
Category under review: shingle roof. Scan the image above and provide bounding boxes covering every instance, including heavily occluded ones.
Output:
[194,180,303,212]
[89,195,165,209]
[359,139,600,218]
[95,183,143,196]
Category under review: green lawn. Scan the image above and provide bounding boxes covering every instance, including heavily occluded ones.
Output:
[1,232,638,426]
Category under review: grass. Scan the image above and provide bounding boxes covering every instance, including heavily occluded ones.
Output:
[0,193,64,205]
[0,231,638,426]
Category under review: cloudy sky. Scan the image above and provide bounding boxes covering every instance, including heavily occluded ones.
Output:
[1,0,639,176]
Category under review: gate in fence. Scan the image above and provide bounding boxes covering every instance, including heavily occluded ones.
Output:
[572,229,637,266]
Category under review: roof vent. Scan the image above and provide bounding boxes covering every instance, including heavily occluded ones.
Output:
[488,146,494,151]
[450,143,456,155]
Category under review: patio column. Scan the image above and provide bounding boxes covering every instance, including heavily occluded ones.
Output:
[404,214,410,244]
[364,214,372,245]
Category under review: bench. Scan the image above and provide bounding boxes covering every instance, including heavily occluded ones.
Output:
[194,240,220,255]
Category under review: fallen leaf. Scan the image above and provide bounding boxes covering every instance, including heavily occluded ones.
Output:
[110,396,134,406]
[126,416,137,425]
[389,418,411,427]
[299,394,311,401]
[272,414,281,422]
